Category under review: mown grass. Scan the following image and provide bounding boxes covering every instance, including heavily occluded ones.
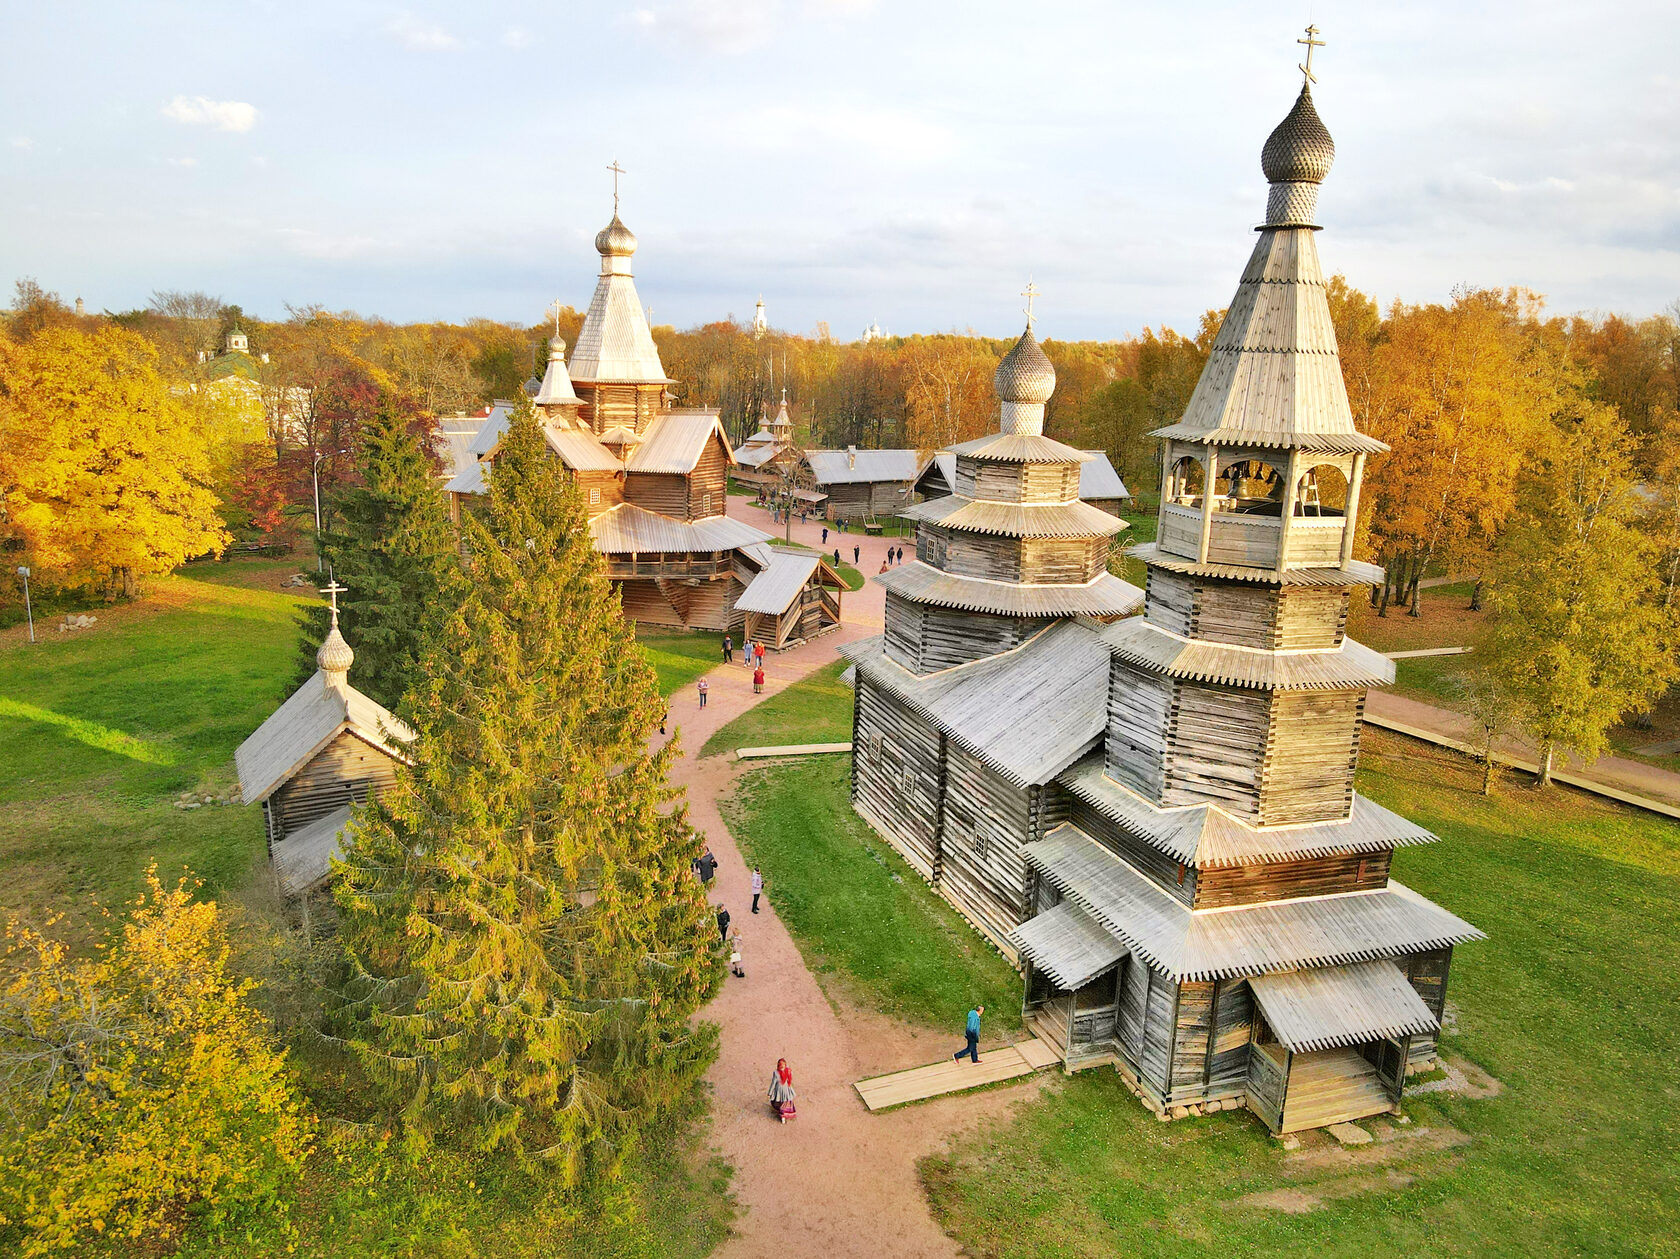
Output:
[0,560,736,1257]
[720,756,1022,1034]
[920,729,1680,1257]
[635,628,723,698]
[700,658,854,757]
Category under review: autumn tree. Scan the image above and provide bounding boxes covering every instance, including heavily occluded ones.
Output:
[1483,406,1680,784]
[0,870,312,1255]
[0,325,225,597]
[294,395,463,710]
[332,397,719,1175]
[1076,317,1218,495]
[901,335,999,450]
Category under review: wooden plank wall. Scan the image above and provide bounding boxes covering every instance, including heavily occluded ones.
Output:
[945,531,1024,582]
[1066,796,1195,906]
[1162,683,1269,819]
[1144,570,1196,635]
[1404,946,1452,1064]
[687,441,728,518]
[1020,537,1107,583]
[684,580,731,632]
[1105,660,1172,801]
[956,458,1021,502]
[1258,691,1363,825]
[938,743,1034,944]
[1208,980,1255,1092]
[617,580,684,626]
[575,471,623,518]
[1019,462,1082,503]
[271,732,401,836]
[1246,1042,1288,1128]
[1139,968,1177,1092]
[1117,954,1147,1062]
[1194,849,1390,909]
[1171,981,1215,1093]
[883,593,924,670]
[920,607,1029,671]
[1144,574,1348,651]
[853,679,944,879]
[1275,587,1348,649]
[623,472,688,518]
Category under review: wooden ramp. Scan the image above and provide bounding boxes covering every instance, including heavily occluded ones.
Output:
[854,1039,1061,1112]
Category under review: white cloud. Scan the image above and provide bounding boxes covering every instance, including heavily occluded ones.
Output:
[9,137,32,150]
[385,13,461,51]
[631,0,779,54]
[166,156,198,167]
[502,27,530,49]
[161,95,258,132]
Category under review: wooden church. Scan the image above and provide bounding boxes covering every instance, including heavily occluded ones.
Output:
[447,198,837,639]
[236,585,414,896]
[843,72,1483,1134]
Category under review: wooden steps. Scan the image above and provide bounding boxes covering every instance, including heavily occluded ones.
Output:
[854,1038,1060,1112]
[1279,1047,1395,1133]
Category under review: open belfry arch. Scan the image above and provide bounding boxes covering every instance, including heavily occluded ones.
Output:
[843,41,1482,1134]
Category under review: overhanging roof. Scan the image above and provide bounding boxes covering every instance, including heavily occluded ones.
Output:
[904,496,1126,539]
[735,548,832,615]
[1250,959,1440,1053]
[1131,542,1384,588]
[876,562,1142,619]
[805,448,920,485]
[1009,901,1127,990]
[949,433,1092,464]
[1078,452,1130,500]
[624,412,731,474]
[588,502,771,554]
[271,804,354,896]
[544,425,622,472]
[236,674,415,805]
[1100,618,1395,690]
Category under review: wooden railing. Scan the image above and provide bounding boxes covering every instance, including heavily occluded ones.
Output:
[604,555,731,580]
[1157,501,1347,569]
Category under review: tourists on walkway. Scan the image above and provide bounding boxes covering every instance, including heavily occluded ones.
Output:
[833,548,841,565]
[953,1004,984,1064]
[698,677,709,708]
[755,641,766,668]
[696,846,718,884]
[716,904,731,944]
[729,929,745,977]
[879,560,889,574]
[753,664,765,694]
[751,866,764,913]
[722,634,733,663]
[822,526,829,545]
[768,1058,796,1123]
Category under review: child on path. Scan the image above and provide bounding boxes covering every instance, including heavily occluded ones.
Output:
[755,642,765,668]
[698,678,709,708]
[753,664,765,694]
[751,867,764,913]
[953,1004,984,1064]
[768,1059,796,1123]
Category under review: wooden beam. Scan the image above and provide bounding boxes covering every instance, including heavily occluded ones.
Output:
[1275,449,1301,573]
[1196,448,1220,564]
[1340,451,1367,566]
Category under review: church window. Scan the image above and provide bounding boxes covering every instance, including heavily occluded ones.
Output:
[588,487,601,505]
[702,492,713,515]
[972,827,990,861]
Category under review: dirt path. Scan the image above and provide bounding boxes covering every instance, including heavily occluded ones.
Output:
[659,508,1048,1258]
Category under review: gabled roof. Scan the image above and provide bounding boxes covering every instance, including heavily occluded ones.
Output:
[804,448,920,486]
[876,562,1142,619]
[1152,227,1388,455]
[1009,901,1128,990]
[443,459,485,495]
[624,413,732,474]
[735,548,840,615]
[271,804,354,896]
[1100,617,1395,690]
[742,428,776,446]
[588,502,771,553]
[568,269,670,384]
[734,443,786,470]
[544,425,622,472]
[468,403,513,458]
[236,673,415,805]
[1078,452,1130,500]
[841,621,1112,786]
[433,423,481,483]
[1024,823,1483,982]
[1249,960,1440,1054]
[904,496,1126,539]
[1056,753,1437,869]
[914,452,958,497]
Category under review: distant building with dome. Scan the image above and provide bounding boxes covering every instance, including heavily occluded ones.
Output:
[841,66,1482,1135]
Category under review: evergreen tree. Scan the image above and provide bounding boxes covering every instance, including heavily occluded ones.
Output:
[293,396,463,711]
[332,396,720,1177]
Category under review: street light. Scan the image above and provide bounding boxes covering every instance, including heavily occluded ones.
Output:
[312,448,347,573]
[16,566,33,643]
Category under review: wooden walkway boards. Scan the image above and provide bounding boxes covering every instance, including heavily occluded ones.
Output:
[854,1039,1061,1112]
[735,742,853,759]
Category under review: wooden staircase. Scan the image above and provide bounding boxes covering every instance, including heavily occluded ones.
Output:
[1279,1047,1396,1133]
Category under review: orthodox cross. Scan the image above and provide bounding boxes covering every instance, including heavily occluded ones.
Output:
[1297,24,1325,85]
[547,299,564,337]
[607,159,626,213]
[1021,279,1040,331]
[320,579,347,626]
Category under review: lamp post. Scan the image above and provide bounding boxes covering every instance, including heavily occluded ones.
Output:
[16,566,33,643]
[312,448,347,573]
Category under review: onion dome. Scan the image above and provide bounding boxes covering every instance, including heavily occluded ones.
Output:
[317,606,353,689]
[534,337,580,406]
[1262,85,1335,185]
[595,213,638,258]
[994,326,1056,405]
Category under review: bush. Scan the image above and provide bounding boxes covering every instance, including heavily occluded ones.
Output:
[0,868,314,1254]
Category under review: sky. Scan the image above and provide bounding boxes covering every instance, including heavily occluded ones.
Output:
[2,1,1676,342]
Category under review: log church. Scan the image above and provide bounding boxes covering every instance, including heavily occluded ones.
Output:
[842,71,1483,1133]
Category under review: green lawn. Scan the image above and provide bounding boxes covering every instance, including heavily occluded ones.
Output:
[635,628,722,698]
[0,562,734,1257]
[700,658,855,757]
[921,729,1680,1257]
[720,756,1022,1033]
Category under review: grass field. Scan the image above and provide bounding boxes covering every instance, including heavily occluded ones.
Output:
[721,756,1022,1033]
[920,730,1680,1258]
[700,658,854,757]
[0,559,735,1257]
[636,627,724,697]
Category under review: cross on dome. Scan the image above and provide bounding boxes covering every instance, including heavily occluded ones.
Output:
[320,580,347,622]
[1297,24,1325,85]
[1021,279,1040,331]
[607,159,626,213]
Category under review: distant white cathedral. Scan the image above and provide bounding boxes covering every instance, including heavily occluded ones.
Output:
[752,296,768,338]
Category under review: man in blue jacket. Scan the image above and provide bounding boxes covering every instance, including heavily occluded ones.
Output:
[953,1004,984,1064]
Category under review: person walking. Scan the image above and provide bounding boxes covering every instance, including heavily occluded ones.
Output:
[698,677,709,708]
[751,866,764,913]
[696,846,718,884]
[753,664,765,694]
[716,904,731,944]
[768,1058,796,1123]
[833,548,841,566]
[729,929,745,977]
[853,545,860,565]
[822,526,829,545]
[755,641,766,668]
[953,1004,984,1064]
[722,634,733,664]
[659,704,668,736]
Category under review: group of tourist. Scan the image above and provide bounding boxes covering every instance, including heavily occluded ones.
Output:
[877,546,906,574]
[713,636,768,702]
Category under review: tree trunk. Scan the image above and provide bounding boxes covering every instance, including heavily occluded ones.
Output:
[1469,578,1484,612]
[1408,576,1423,617]
[1536,741,1554,787]
[1481,738,1496,795]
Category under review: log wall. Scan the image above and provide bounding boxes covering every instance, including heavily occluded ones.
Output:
[1258,691,1364,825]
[1194,849,1390,909]
[938,743,1034,944]
[1162,682,1269,818]
[271,732,401,837]
[1143,574,1349,650]
[623,472,689,518]
[687,441,728,518]
[1105,660,1172,801]
[574,471,623,518]
[1020,537,1107,583]
[853,679,944,879]
[1067,796,1195,906]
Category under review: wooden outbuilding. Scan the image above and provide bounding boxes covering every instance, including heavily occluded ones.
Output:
[235,585,414,896]
[803,447,919,522]
[843,76,1483,1135]
[734,547,845,650]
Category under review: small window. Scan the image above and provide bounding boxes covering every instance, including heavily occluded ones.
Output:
[973,828,990,861]
[869,733,884,760]
[701,493,713,515]
[901,766,915,795]
[588,487,601,505]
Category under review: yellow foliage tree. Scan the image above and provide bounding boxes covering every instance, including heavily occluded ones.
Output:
[0,326,226,596]
[0,870,313,1255]
[901,336,1000,451]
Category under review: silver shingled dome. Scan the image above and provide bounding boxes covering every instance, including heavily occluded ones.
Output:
[994,326,1056,404]
[1261,85,1335,185]
[595,214,638,257]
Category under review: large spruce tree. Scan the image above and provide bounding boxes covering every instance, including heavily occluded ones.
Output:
[332,397,720,1176]
[293,395,462,711]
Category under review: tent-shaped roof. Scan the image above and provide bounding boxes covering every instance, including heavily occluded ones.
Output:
[236,673,415,806]
[588,502,771,553]
[875,562,1141,619]
[624,412,732,474]
[1024,823,1483,983]
[904,496,1127,540]
[735,548,839,616]
[805,448,920,486]
[1249,960,1440,1053]
[841,621,1112,786]
[1009,900,1128,990]
[1078,452,1129,501]
[568,264,670,384]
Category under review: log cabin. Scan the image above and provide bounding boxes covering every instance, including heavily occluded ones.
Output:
[843,79,1483,1134]
[235,585,414,896]
[803,446,919,522]
[446,206,847,634]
